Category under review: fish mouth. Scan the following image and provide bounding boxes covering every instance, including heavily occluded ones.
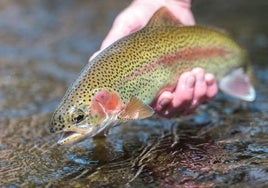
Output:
[57,125,95,145]
[56,121,113,145]
[57,131,86,145]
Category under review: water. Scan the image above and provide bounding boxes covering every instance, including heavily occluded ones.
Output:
[0,0,268,187]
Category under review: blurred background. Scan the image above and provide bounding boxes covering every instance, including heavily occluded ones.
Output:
[0,0,267,187]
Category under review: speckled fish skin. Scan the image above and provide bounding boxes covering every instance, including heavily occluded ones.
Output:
[50,8,253,144]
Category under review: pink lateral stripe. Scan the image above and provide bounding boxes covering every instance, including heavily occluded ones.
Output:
[126,46,230,80]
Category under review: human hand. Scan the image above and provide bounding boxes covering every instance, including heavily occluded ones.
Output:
[152,68,218,118]
[90,0,219,117]
[90,0,195,60]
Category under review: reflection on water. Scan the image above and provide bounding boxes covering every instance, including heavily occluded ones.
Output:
[0,0,268,187]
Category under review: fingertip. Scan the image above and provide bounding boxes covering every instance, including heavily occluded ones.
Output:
[192,67,205,75]
[192,67,205,82]
[159,92,173,106]
[172,72,195,107]
[178,71,195,89]
[204,73,218,99]
[154,91,173,112]
[192,69,207,100]
[205,73,216,86]
[206,82,219,99]
[185,74,195,89]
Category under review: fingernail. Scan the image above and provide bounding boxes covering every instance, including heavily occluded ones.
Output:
[205,73,215,85]
[186,76,195,88]
[192,68,204,82]
[159,98,170,107]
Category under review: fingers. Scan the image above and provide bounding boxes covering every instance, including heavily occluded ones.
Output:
[89,7,150,61]
[89,12,142,61]
[100,12,144,50]
[154,68,218,118]
[154,91,173,112]
[156,71,196,118]
[184,68,207,114]
[205,73,218,99]
[89,10,142,61]
[173,72,196,107]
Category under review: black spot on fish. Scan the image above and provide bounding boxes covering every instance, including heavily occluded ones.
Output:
[50,127,55,133]
[58,115,64,123]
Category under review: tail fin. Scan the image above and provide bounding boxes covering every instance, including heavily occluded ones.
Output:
[219,67,256,102]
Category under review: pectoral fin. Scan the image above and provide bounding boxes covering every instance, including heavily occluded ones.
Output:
[119,97,154,120]
[219,68,256,101]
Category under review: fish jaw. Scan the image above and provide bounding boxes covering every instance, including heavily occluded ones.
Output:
[56,123,95,145]
[57,131,88,145]
[57,115,119,145]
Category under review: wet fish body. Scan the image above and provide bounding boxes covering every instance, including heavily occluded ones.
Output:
[50,8,255,145]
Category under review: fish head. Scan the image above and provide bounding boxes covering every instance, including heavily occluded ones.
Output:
[50,99,101,145]
[50,88,113,145]
[50,88,155,145]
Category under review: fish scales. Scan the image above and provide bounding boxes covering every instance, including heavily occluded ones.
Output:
[67,26,243,105]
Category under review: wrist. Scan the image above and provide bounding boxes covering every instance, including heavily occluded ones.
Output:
[167,0,192,8]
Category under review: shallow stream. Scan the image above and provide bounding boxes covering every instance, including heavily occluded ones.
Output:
[0,0,268,187]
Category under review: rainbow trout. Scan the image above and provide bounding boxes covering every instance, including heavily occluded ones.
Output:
[50,8,255,145]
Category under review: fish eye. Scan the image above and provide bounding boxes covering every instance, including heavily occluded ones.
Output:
[71,109,85,124]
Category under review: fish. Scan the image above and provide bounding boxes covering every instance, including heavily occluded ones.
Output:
[50,7,256,145]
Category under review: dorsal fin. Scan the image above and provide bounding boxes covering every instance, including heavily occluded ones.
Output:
[146,7,183,27]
